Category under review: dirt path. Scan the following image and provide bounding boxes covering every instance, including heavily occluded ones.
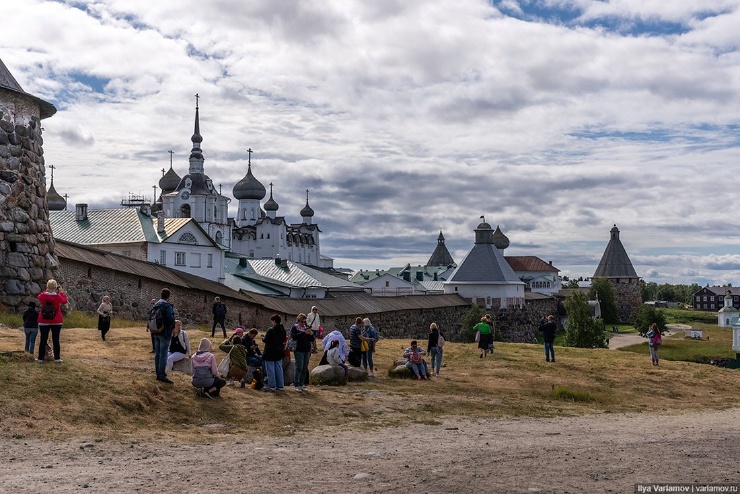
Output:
[1,408,738,493]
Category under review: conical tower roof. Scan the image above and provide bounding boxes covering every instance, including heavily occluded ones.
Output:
[0,58,56,119]
[593,225,638,278]
[427,231,455,266]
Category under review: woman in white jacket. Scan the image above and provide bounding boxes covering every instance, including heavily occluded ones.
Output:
[166,320,191,371]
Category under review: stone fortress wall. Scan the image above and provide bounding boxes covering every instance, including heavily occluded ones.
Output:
[0,88,60,308]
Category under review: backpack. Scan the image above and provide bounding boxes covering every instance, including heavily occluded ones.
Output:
[214,303,226,319]
[41,300,57,320]
[147,305,165,334]
[652,333,662,346]
[437,333,445,349]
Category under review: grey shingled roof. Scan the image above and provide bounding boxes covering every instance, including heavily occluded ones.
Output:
[446,243,522,283]
[0,58,56,119]
[593,225,638,278]
[426,232,455,267]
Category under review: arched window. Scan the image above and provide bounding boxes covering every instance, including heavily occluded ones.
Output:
[180,204,191,218]
[215,231,223,244]
[178,232,197,244]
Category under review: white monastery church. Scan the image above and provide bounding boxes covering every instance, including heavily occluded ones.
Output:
[156,97,329,269]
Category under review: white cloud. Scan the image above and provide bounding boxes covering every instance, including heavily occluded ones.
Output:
[2,0,740,284]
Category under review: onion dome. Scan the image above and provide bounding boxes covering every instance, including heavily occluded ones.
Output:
[264,183,279,212]
[300,189,314,217]
[233,162,266,200]
[492,225,510,250]
[46,181,66,211]
[159,165,181,194]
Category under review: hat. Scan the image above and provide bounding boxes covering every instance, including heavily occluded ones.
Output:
[234,327,244,335]
[197,338,212,352]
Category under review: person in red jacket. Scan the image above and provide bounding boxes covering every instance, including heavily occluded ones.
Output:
[37,279,68,363]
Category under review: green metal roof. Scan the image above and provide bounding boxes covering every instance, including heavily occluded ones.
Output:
[49,209,194,245]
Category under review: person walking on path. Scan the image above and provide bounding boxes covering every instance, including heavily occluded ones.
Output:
[211,297,227,338]
[36,279,68,363]
[473,317,492,358]
[97,295,113,341]
[152,288,176,384]
[646,323,662,366]
[538,315,557,362]
[22,301,39,355]
[262,314,287,392]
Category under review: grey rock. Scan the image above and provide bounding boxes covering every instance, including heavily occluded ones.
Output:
[0,170,17,183]
[347,366,368,382]
[309,365,347,386]
[4,279,24,294]
[389,365,416,379]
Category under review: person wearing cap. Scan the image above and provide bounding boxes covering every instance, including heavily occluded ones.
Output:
[191,338,226,398]
[22,301,39,355]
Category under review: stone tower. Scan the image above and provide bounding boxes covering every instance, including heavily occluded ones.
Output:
[0,59,60,308]
[592,224,642,322]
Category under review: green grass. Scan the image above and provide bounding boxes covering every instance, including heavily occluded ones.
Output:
[0,310,145,330]
[618,323,735,363]
[551,385,596,402]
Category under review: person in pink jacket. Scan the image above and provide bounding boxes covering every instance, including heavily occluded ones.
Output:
[190,338,226,398]
[36,279,68,363]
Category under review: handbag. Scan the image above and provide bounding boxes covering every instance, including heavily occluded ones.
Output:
[285,337,298,353]
[217,346,234,377]
[360,340,369,352]
[475,330,480,342]
[437,333,445,349]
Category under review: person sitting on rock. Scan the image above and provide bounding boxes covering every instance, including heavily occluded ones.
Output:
[403,340,429,380]
[326,339,348,377]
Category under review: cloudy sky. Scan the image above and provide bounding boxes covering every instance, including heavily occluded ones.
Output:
[3,0,740,285]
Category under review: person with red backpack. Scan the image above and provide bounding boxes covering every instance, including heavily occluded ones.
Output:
[646,323,662,366]
[36,279,68,363]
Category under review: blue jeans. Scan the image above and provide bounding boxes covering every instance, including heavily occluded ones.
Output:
[294,351,310,387]
[544,342,555,361]
[362,350,374,373]
[406,360,428,378]
[24,327,38,354]
[153,334,169,379]
[430,347,443,374]
[263,360,284,390]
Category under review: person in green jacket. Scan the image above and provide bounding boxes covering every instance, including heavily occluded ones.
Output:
[219,335,248,386]
[474,316,492,359]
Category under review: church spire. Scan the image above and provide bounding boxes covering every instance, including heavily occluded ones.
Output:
[300,189,315,223]
[188,93,204,174]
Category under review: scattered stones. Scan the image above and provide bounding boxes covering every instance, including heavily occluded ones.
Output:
[310,364,347,386]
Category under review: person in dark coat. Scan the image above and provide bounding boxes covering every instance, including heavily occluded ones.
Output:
[538,315,557,362]
[23,301,39,355]
[261,314,287,391]
[211,296,227,338]
[152,288,176,383]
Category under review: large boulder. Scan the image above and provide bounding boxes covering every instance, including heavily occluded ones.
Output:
[171,358,192,375]
[347,366,368,382]
[388,364,416,379]
[310,365,347,386]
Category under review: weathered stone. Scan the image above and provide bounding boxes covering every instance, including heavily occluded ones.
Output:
[0,133,8,145]
[172,357,192,375]
[0,170,17,183]
[8,133,20,145]
[388,364,416,379]
[4,279,25,294]
[0,147,9,159]
[0,221,14,232]
[17,268,30,282]
[9,144,21,156]
[11,209,29,223]
[310,364,347,386]
[0,120,13,133]
[20,136,31,151]
[29,267,43,280]
[7,252,30,267]
[347,366,368,382]
[5,157,19,170]
[14,125,27,137]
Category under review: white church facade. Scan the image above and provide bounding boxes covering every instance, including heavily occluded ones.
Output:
[156,99,329,269]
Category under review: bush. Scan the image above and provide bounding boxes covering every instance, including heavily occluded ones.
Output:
[565,291,608,348]
[589,278,619,324]
[631,305,667,335]
[459,304,485,342]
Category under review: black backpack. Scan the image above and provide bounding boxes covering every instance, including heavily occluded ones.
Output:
[147,305,165,334]
[41,300,57,320]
